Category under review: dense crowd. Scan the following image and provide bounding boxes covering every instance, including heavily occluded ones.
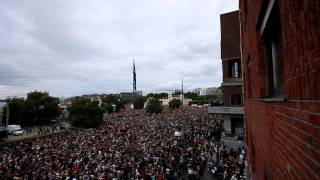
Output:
[0,107,246,179]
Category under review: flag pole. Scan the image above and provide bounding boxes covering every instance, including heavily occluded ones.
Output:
[181,77,184,106]
[132,59,136,179]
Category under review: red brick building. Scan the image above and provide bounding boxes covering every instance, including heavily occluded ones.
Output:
[221,11,243,107]
[240,0,320,179]
[209,10,244,137]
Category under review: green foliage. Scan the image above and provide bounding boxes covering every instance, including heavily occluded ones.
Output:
[1,106,7,126]
[147,93,168,99]
[146,98,162,114]
[6,97,25,125]
[172,91,182,95]
[184,92,199,99]
[169,99,182,109]
[24,91,60,125]
[68,97,104,128]
[101,95,124,113]
[184,92,223,106]
[5,91,60,126]
[133,97,146,109]
[190,95,223,106]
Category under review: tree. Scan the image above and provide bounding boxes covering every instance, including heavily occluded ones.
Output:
[24,91,59,125]
[133,97,146,109]
[169,99,181,110]
[101,95,124,113]
[1,106,7,126]
[6,97,25,125]
[68,97,104,128]
[146,98,162,114]
[147,93,168,99]
[184,92,199,100]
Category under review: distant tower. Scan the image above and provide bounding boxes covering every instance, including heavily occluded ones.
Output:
[133,59,136,93]
[181,78,184,105]
[181,78,184,94]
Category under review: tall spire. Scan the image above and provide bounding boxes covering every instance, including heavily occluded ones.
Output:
[133,59,136,92]
[181,77,184,94]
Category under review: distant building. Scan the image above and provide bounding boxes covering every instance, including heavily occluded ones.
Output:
[192,88,201,95]
[119,91,142,102]
[206,87,222,96]
[200,89,207,96]
[209,10,244,137]
[192,87,222,96]
[240,0,320,179]
[160,93,192,106]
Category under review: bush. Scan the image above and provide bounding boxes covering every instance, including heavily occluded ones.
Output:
[133,97,146,109]
[146,98,162,114]
[169,99,181,109]
[68,97,104,128]
[101,95,124,113]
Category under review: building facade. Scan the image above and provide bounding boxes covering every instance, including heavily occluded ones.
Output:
[209,10,244,137]
[192,87,222,96]
[240,0,320,179]
[159,93,192,107]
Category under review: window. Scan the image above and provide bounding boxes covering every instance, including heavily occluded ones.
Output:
[233,62,239,78]
[261,0,285,97]
[231,95,242,105]
[229,59,241,78]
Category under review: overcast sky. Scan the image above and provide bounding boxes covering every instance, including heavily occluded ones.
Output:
[0,0,238,99]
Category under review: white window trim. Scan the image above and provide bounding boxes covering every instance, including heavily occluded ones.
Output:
[260,0,276,35]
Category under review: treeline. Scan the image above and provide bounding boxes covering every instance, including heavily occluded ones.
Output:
[1,91,59,126]
[1,91,222,129]
[184,92,223,106]
[146,93,168,99]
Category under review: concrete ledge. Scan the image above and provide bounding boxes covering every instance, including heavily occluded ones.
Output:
[208,106,244,114]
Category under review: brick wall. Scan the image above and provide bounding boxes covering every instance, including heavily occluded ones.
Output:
[240,0,320,179]
[223,85,242,106]
[220,11,241,60]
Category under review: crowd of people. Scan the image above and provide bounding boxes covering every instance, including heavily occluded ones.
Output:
[0,107,246,179]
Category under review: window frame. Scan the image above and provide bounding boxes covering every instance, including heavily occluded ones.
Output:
[231,94,242,106]
[260,0,285,98]
[228,59,242,78]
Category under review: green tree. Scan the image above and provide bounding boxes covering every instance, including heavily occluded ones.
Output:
[146,98,162,114]
[24,91,59,125]
[101,95,124,113]
[184,92,199,100]
[1,106,7,126]
[6,97,25,125]
[147,93,168,99]
[169,99,181,110]
[68,97,104,128]
[133,97,146,109]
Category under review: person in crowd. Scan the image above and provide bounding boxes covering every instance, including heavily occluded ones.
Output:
[0,107,246,179]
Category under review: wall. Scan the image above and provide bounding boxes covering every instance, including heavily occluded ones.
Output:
[240,0,320,179]
[223,115,232,134]
[220,11,241,60]
[223,85,243,106]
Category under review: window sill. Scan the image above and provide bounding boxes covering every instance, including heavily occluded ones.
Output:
[260,97,286,102]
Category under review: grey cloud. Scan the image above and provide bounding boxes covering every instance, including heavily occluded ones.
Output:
[0,0,238,98]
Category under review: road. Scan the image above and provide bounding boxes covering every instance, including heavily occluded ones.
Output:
[5,126,67,141]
